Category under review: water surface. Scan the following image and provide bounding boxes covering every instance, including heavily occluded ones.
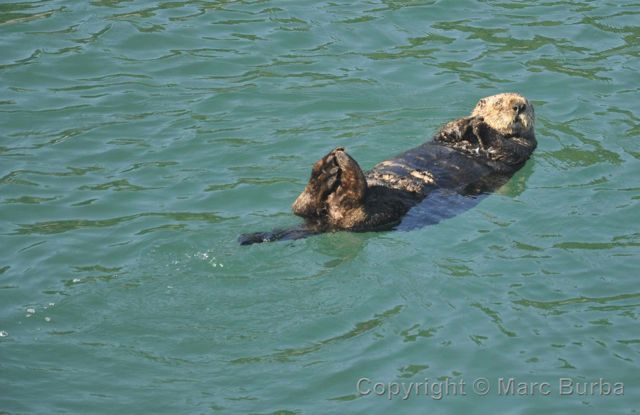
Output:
[1,0,639,413]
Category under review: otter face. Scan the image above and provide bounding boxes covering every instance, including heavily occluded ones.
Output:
[471,93,535,138]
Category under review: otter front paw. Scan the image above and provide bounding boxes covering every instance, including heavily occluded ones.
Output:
[469,116,489,149]
[435,116,483,143]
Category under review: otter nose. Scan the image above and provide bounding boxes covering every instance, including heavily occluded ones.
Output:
[512,103,526,114]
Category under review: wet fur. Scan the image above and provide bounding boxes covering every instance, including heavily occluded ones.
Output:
[239,93,536,245]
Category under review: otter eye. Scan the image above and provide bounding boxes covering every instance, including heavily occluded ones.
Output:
[513,103,526,113]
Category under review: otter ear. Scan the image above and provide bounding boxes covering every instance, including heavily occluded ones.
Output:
[477,98,487,109]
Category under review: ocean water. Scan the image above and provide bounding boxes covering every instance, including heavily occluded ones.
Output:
[1,1,638,413]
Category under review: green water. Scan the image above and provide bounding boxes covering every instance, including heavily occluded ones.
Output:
[1,1,639,413]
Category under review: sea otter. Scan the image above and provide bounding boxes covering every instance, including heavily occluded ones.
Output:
[239,93,536,245]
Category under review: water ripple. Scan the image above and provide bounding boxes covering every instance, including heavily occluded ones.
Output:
[231,305,404,364]
[514,293,640,311]
[12,212,231,235]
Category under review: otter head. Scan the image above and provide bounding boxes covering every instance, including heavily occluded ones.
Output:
[471,93,535,139]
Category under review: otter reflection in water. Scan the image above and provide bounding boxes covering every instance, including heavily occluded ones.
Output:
[240,93,536,245]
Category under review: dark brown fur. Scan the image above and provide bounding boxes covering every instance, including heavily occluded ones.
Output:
[239,93,536,244]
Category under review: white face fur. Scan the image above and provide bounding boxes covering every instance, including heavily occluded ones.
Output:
[471,93,535,138]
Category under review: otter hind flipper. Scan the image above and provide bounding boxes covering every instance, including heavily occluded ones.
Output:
[292,148,367,228]
[292,149,340,218]
[330,149,367,209]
